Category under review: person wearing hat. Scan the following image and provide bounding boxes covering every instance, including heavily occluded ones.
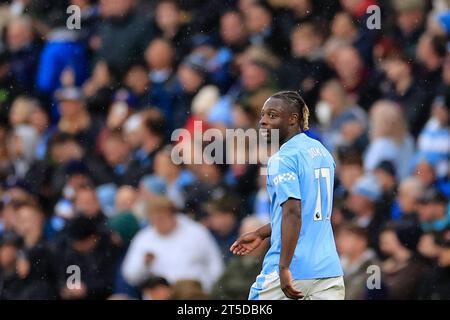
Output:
[379,221,427,299]
[417,188,450,232]
[53,86,100,153]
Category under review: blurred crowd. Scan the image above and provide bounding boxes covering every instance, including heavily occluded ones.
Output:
[0,0,449,300]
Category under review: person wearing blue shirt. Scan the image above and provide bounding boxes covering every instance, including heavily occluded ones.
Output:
[231,91,344,300]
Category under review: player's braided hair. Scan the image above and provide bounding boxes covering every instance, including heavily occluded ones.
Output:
[271,91,310,131]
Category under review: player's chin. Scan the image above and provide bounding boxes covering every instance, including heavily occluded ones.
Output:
[260,129,271,142]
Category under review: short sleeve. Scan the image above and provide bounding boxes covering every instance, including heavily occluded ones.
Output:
[269,155,301,206]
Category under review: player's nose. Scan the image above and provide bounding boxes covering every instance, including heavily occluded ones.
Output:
[259,115,268,128]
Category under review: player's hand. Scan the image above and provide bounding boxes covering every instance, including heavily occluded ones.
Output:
[230,231,263,256]
[279,267,304,300]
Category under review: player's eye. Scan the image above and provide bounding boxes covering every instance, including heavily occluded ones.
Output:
[269,113,276,119]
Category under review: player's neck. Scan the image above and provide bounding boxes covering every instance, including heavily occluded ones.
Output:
[281,130,302,145]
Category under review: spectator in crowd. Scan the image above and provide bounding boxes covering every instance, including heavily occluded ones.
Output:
[0,201,21,237]
[345,174,388,251]
[212,216,269,300]
[6,124,38,179]
[191,35,234,94]
[364,100,415,180]
[121,196,224,293]
[332,45,382,110]
[374,160,398,220]
[391,177,424,222]
[5,16,40,93]
[0,231,22,299]
[82,60,116,117]
[416,33,446,99]
[417,188,450,232]
[36,24,88,98]
[171,279,209,300]
[149,145,196,209]
[55,215,120,300]
[417,93,450,179]
[336,223,382,300]
[12,201,57,299]
[113,185,139,216]
[8,96,35,128]
[391,0,427,58]
[87,130,143,188]
[172,54,210,130]
[329,11,359,46]
[379,221,426,299]
[381,51,428,137]
[417,228,450,299]
[184,162,235,221]
[107,185,141,299]
[316,79,367,152]
[205,195,241,262]
[219,10,249,55]
[53,87,100,153]
[129,108,166,182]
[73,186,107,229]
[94,0,154,74]
[123,65,149,108]
[335,146,365,199]
[29,102,54,161]
[417,231,441,266]
[100,89,136,136]
[153,0,192,62]
[0,49,22,119]
[52,160,92,223]
[277,22,333,109]
[143,38,177,122]
[140,275,173,300]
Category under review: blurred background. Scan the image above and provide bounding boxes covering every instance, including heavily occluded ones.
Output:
[0,0,449,300]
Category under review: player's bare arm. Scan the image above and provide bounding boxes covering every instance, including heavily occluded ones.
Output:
[230,223,271,256]
[279,198,304,299]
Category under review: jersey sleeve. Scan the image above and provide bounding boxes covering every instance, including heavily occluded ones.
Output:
[269,155,302,206]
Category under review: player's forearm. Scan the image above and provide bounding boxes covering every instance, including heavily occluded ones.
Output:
[255,223,272,239]
[279,200,301,270]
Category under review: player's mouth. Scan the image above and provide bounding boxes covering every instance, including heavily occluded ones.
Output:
[260,128,269,138]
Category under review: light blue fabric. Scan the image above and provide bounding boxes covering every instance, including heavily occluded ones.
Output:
[261,133,343,280]
[96,183,118,217]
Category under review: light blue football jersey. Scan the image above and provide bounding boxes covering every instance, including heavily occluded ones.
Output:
[261,132,343,280]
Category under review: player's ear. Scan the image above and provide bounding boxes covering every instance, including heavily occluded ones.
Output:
[289,112,299,126]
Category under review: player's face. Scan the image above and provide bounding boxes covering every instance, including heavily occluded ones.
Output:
[259,98,291,143]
